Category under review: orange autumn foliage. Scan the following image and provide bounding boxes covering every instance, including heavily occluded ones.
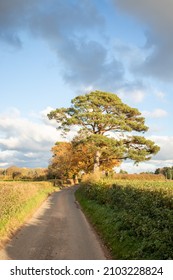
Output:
[49,141,121,179]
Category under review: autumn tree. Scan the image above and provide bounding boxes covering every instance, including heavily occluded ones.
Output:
[5,166,22,180]
[48,142,75,179]
[48,140,96,178]
[72,134,121,173]
[48,90,160,173]
[49,137,121,178]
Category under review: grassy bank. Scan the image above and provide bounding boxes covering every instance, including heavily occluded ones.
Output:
[75,178,173,259]
[0,181,56,248]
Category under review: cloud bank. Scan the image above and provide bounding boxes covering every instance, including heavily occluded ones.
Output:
[114,0,173,81]
[0,108,63,167]
[0,0,124,90]
[1,0,172,93]
[0,107,172,170]
[1,0,173,87]
[142,109,168,118]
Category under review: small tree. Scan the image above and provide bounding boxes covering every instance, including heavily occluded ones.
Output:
[48,90,160,173]
[48,142,75,179]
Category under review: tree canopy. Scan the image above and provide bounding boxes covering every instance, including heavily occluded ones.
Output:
[48,90,160,175]
[48,90,148,134]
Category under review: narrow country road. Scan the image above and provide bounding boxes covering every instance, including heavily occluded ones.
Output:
[0,186,107,260]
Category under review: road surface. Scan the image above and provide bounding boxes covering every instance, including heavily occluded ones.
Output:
[0,186,108,260]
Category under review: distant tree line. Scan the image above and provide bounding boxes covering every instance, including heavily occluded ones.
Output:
[155,166,173,180]
[0,166,48,181]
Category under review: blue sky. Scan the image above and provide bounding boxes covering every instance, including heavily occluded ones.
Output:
[0,0,173,173]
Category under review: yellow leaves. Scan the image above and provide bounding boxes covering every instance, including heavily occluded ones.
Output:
[49,139,122,179]
[50,141,84,178]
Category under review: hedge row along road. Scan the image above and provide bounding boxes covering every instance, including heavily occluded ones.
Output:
[0,186,107,260]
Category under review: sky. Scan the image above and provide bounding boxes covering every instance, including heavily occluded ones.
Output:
[0,0,173,173]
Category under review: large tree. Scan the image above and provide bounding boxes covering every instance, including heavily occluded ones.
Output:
[48,90,160,172]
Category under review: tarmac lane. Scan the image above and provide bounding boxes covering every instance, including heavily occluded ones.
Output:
[0,186,107,260]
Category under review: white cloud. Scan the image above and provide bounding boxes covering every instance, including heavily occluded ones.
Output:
[154,91,166,100]
[0,150,17,160]
[150,136,173,161]
[117,159,173,174]
[142,109,168,118]
[119,88,145,103]
[0,117,59,151]
[0,137,20,149]
[40,106,57,126]
[0,108,65,167]
[130,90,145,103]
[146,124,165,135]
[116,161,157,174]
[0,150,18,167]
[0,162,8,167]
[24,152,36,158]
[0,106,80,167]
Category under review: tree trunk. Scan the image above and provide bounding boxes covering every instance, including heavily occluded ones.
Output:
[93,150,101,173]
[73,174,79,184]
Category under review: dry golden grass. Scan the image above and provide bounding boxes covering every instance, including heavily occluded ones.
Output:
[81,172,165,187]
[0,181,55,248]
[112,173,165,181]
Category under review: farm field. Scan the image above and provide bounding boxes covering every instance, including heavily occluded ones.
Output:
[0,181,55,248]
[76,176,173,259]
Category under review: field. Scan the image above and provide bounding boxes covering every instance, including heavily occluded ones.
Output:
[0,181,55,248]
[76,176,173,259]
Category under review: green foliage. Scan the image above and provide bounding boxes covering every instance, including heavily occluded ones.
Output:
[155,166,173,180]
[76,179,173,259]
[48,90,160,173]
[48,91,148,134]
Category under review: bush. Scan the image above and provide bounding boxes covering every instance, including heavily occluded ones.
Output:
[77,178,173,259]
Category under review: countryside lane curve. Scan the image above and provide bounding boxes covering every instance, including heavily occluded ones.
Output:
[0,186,107,260]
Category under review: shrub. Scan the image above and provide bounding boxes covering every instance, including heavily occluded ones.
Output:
[78,178,173,259]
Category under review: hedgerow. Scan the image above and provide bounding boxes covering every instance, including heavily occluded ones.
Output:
[0,181,55,248]
[76,179,173,259]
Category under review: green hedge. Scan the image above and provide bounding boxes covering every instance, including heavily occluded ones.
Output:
[76,180,173,259]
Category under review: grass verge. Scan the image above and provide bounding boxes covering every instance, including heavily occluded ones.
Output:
[75,190,119,259]
[0,181,56,248]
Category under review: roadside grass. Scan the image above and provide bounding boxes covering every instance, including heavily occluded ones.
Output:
[75,177,173,260]
[0,181,56,248]
[75,191,121,259]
